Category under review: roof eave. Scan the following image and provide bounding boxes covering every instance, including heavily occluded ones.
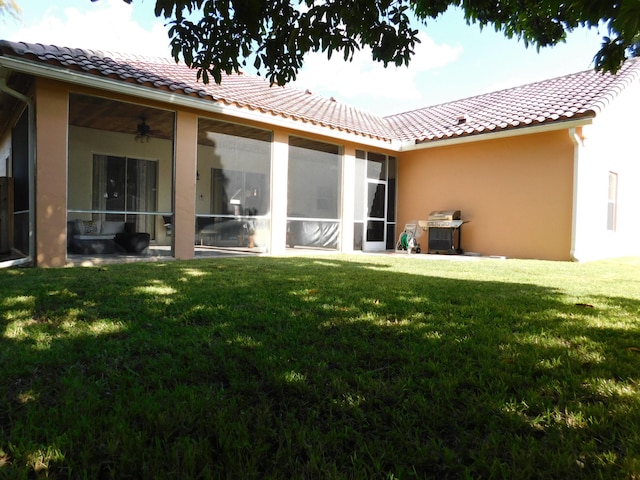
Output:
[399,117,595,151]
[0,55,401,150]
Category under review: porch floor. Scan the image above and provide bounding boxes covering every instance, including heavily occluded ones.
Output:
[65,245,258,267]
[65,244,488,267]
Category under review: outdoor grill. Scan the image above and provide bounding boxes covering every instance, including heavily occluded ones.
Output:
[419,210,464,254]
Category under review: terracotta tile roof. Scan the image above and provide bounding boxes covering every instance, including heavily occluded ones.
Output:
[2,40,640,145]
[0,40,393,141]
[385,58,640,143]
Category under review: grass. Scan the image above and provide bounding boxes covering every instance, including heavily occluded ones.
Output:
[1,254,639,479]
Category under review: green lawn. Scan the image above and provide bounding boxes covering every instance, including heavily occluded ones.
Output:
[1,254,639,479]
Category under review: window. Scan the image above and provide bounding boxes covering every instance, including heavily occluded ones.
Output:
[607,172,618,231]
[92,155,157,234]
[211,169,266,216]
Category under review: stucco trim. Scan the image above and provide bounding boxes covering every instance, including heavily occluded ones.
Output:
[400,118,594,152]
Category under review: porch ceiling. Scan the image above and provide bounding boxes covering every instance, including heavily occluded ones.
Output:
[67,94,267,146]
[69,94,176,141]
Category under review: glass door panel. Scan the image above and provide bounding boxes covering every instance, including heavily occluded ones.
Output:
[364,180,386,251]
[357,150,396,252]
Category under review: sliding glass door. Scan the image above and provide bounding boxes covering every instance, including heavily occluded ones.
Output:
[92,155,157,236]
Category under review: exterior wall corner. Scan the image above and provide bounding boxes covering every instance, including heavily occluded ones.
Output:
[174,111,198,260]
[34,79,68,267]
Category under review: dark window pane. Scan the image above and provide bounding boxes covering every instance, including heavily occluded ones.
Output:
[368,183,385,218]
[387,178,396,222]
[11,110,29,212]
[386,224,396,250]
[105,156,126,213]
[366,220,385,242]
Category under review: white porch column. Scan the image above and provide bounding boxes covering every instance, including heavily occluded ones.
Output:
[270,131,289,254]
[340,146,356,252]
[570,126,599,261]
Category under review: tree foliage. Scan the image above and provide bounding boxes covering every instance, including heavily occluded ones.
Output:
[0,0,21,20]
[102,0,640,85]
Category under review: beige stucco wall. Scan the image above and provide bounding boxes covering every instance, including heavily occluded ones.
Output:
[35,79,68,267]
[398,130,575,260]
[28,76,612,265]
[174,111,198,260]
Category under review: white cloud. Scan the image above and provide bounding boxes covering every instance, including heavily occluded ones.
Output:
[8,0,170,57]
[292,31,462,102]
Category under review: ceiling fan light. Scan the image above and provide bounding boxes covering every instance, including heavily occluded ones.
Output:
[135,119,151,143]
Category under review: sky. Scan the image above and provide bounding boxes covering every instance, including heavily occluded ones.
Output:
[3,0,607,116]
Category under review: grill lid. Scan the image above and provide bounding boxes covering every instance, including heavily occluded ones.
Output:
[420,210,464,229]
[427,210,461,221]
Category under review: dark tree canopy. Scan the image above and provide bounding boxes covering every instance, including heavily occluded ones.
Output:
[96,0,640,85]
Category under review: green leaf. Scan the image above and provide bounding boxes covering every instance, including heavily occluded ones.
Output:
[152,0,634,85]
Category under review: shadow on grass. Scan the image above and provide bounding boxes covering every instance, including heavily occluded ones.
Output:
[1,257,639,479]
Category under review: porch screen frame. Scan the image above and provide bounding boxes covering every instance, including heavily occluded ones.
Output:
[287,136,342,250]
[607,171,618,232]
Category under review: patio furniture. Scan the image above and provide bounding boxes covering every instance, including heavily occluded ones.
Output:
[67,220,150,254]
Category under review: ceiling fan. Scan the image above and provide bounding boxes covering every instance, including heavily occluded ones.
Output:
[135,117,152,143]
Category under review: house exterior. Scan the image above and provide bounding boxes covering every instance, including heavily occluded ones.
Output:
[0,39,638,267]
